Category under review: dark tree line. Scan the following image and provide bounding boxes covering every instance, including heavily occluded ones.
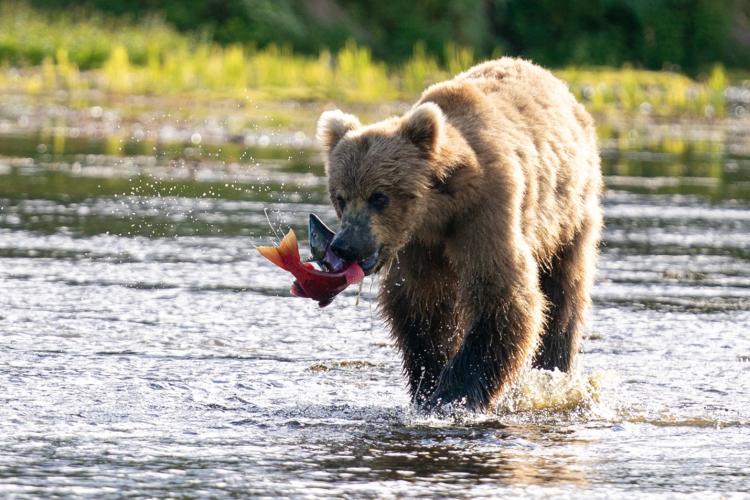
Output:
[29,0,750,72]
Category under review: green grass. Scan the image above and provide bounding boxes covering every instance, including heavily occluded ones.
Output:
[0,2,187,69]
[0,2,729,116]
[558,65,728,118]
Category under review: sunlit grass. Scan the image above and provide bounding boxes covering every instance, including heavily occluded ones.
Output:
[0,2,187,68]
[558,65,728,118]
[0,1,729,116]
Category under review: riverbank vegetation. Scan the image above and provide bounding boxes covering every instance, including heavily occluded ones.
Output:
[0,2,736,118]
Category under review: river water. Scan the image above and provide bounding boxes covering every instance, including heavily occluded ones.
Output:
[0,126,749,498]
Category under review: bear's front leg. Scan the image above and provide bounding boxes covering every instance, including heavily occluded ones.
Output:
[423,238,545,414]
[379,242,463,405]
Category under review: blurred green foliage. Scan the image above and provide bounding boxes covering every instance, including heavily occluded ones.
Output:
[22,0,750,73]
[489,0,748,72]
[0,2,730,117]
[0,3,188,68]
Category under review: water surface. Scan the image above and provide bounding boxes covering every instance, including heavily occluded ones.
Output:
[1,129,749,497]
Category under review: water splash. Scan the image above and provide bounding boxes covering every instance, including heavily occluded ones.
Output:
[497,368,618,421]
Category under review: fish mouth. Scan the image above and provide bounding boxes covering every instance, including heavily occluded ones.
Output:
[309,213,336,263]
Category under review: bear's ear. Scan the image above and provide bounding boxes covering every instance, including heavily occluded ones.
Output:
[401,102,444,155]
[317,110,361,153]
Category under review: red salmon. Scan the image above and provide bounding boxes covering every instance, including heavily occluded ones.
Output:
[257,229,364,307]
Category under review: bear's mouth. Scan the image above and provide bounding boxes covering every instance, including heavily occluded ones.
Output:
[309,213,382,276]
[359,250,381,275]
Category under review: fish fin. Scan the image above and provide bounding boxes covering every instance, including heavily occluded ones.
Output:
[257,229,300,271]
[257,244,286,270]
[290,280,308,298]
[277,229,301,265]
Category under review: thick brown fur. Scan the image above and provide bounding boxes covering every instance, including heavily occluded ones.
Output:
[317,58,603,413]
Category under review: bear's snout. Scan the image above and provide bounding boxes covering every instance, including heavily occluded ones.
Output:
[331,209,378,264]
[330,232,360,262]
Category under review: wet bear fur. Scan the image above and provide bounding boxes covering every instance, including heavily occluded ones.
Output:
[317,58,603,413]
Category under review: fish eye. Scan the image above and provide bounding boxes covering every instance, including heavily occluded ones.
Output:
[368,192,389,212]
[336,195,346,212]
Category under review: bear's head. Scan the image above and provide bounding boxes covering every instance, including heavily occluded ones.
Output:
[317,103,448,274]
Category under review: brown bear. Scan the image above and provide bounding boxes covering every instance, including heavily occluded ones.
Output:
[316,57,602,413]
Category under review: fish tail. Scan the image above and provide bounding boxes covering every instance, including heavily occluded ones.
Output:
[257,229,300,271]
[257,244,286,270]
[277,229,301,264]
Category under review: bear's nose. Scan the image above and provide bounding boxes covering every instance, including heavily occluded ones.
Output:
[330,234,359,262]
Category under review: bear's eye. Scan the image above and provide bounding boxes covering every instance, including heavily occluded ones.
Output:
[336,195,346,212]
[368,192,389,212]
